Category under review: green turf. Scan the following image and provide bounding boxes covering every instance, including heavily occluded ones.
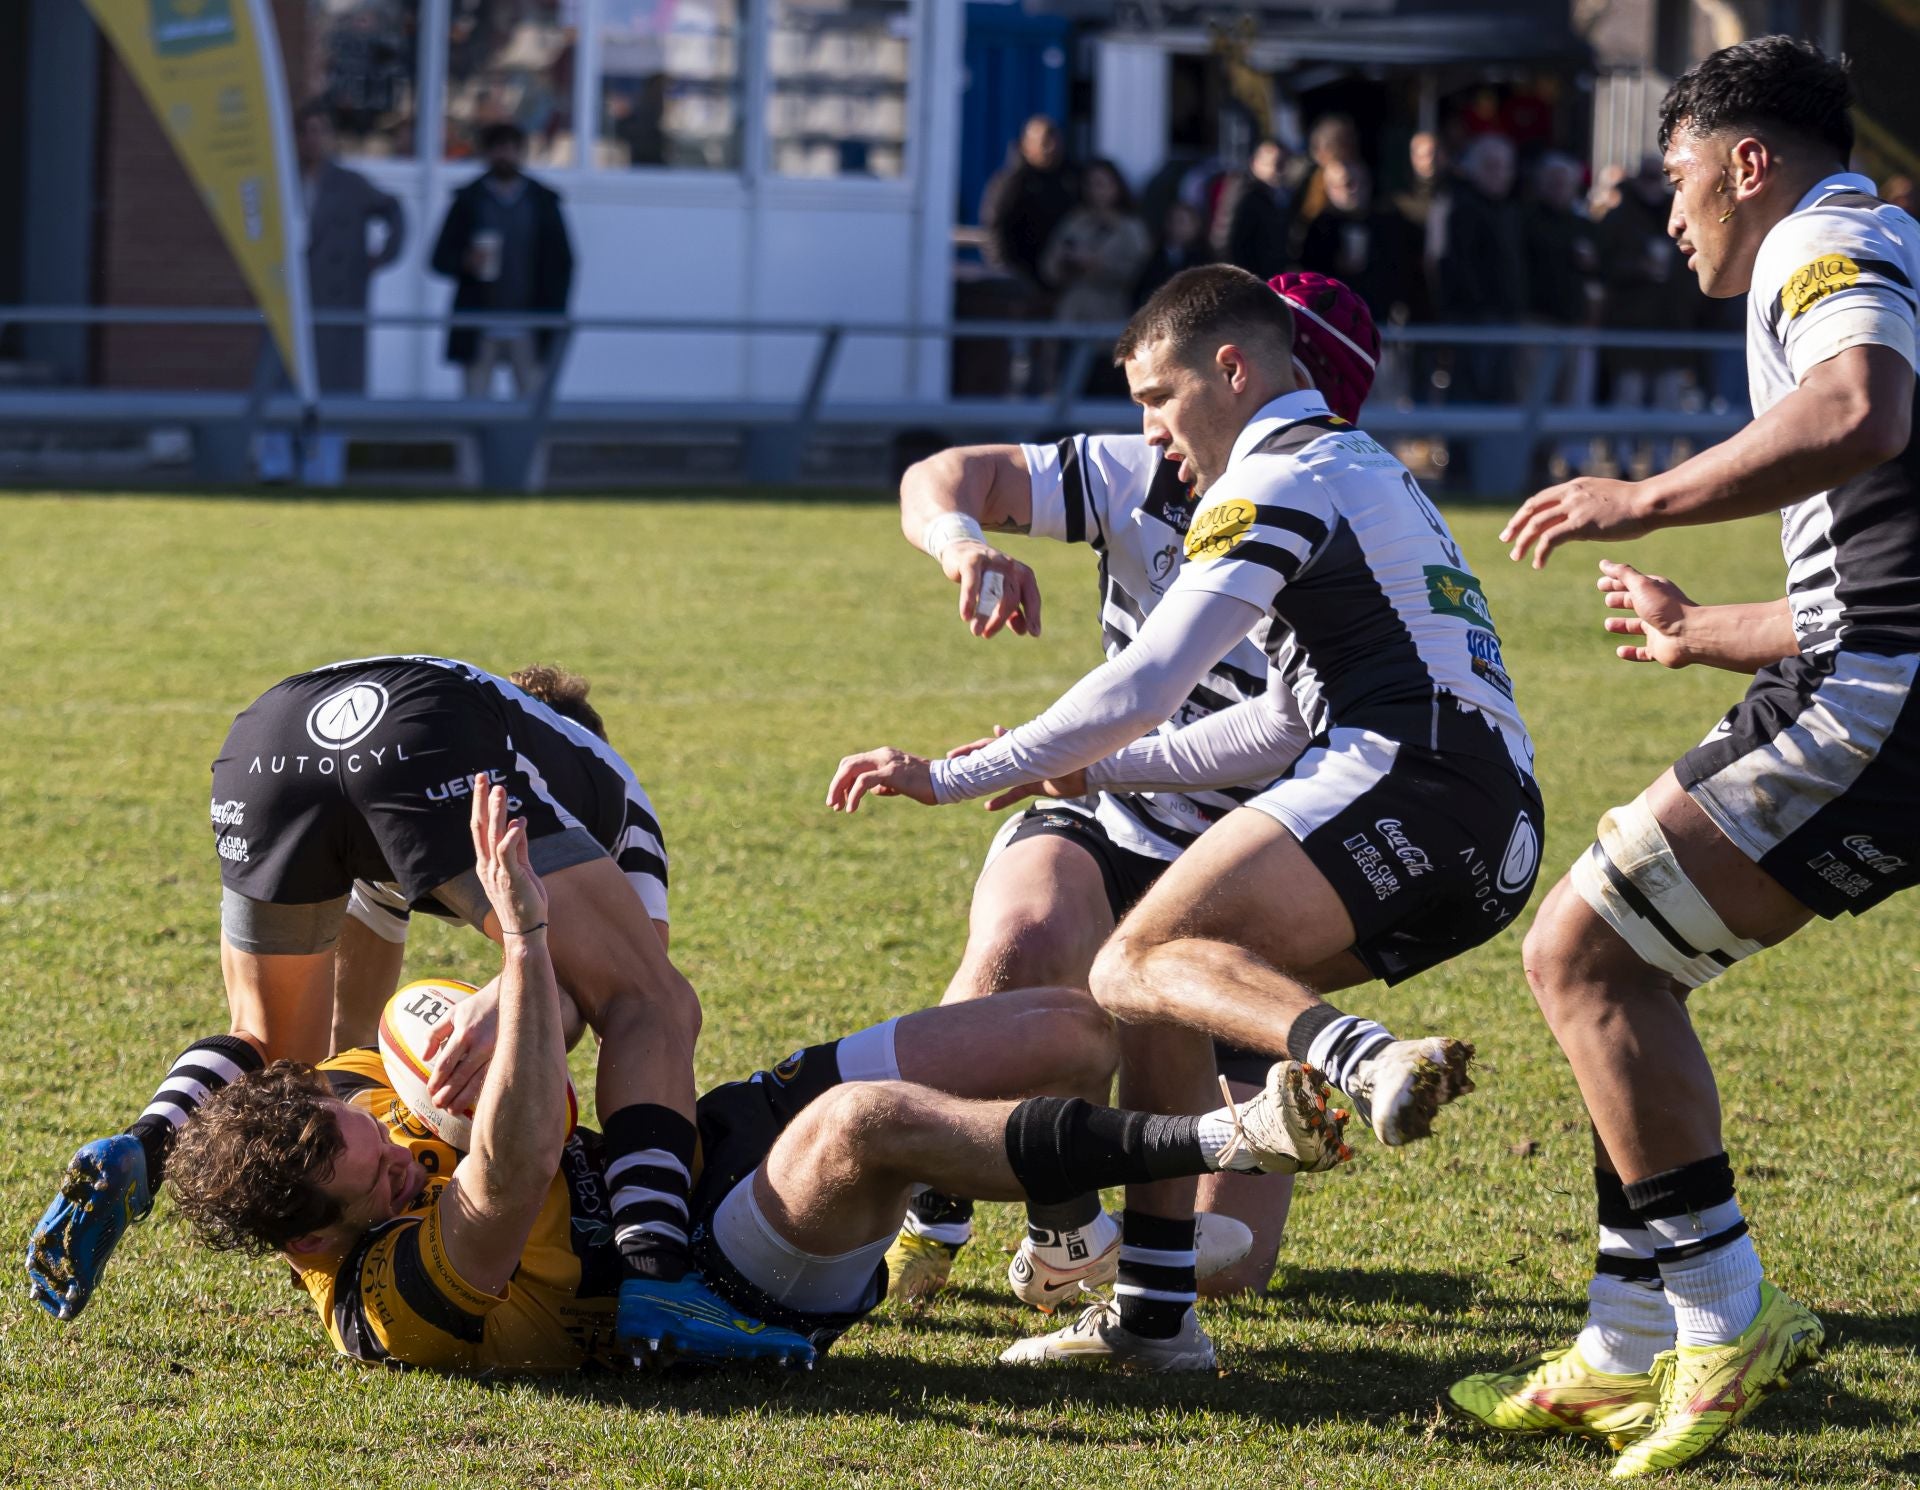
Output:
[1,493,1915,1488]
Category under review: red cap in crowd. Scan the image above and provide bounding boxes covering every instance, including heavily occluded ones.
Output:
[1268,271,1380,425]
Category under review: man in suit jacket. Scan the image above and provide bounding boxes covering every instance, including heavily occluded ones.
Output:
[430,122,575,399]
[259,102,407,484]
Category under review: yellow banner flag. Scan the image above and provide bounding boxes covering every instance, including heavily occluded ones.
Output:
[83,0,316,398]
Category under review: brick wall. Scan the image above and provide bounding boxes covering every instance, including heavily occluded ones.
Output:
[93,0,306,389]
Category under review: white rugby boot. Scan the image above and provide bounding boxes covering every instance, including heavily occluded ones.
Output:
[1217,1060,1355,1173]
[1008,1211,1255,1312]
[1340,1037,1475,1146]
[998,1294,1216,1372]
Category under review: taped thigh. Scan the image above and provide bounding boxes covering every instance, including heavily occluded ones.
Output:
[1569,793,1765,988]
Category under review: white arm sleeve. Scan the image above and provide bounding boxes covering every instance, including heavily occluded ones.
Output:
[1084,686,1311,793]
[929,589,1269,803]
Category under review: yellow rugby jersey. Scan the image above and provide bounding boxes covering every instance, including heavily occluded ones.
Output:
[298,1048,624,1371]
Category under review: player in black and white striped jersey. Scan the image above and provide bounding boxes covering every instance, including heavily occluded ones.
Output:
[28,654,796,1367]
[834,266,1544,1370]
[880,276,1426,1312]
[1453,38,1910,1474]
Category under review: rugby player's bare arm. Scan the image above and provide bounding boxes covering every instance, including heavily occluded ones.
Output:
[426,854,692,1112]
[436,778,570,1295]
[1597,561,1799,672]
[1504,345,1914,567]
[899,445,1043,639]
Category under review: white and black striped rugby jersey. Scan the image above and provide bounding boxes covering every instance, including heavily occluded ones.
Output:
[1172,389,1535,777]
[1023,434,1280,858]
[1749,173,1920,655]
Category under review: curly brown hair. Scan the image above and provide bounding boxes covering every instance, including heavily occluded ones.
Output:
[169,1062,348,1254]
[510,664,607,741]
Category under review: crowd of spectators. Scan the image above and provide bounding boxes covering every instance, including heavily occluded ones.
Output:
[974,111,1738,475]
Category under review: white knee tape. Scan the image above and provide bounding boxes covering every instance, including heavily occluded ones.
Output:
[1569,794,1766,988]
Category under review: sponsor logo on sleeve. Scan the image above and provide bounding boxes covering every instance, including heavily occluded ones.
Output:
[1782,253,1859,319]
[306,682,391,749]
[1184,498,1257,561]
[1424,565,1497,627]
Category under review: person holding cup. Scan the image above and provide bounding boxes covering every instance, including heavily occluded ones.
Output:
[430,121,576,399]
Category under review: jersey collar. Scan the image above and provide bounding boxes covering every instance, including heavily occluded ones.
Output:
[1795,172,1880,212]
[1229,388,1338,470]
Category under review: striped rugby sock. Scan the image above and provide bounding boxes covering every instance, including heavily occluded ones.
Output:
[1626,1153,1762,1347]
[1286,1003,1395,1095]
[1577,1165,1673,1374]
[603,1104,697,1283]
[1115,1209,1196,1340]
[125,1034,264,1189]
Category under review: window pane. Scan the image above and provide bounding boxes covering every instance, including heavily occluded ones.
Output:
[768,0,912,180]
[445,0,579,166]
[596,0,743,170]
[307,0,422,157]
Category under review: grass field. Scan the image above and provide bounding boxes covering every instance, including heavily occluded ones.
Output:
[1,492,1916,1489]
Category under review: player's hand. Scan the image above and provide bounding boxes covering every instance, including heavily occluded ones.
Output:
[945,540,1042,639]
[424,977,500,1112]
[826,748,936,812]
[469,772,547,934]
[1598,559,1697,667]
[1501,477,1651,569]
[984,770,1087,812]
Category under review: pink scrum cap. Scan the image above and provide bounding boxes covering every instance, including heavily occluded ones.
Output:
[1268,271,1380,426]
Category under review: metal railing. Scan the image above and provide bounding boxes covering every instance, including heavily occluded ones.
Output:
[0,306,1749,490]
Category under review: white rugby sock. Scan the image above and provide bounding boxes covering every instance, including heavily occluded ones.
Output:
[1644,1198,1763,1346]
[1578,1272,1674,1375]
[1026,1208,1119,1267]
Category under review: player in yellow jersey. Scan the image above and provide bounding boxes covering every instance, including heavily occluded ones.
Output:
[168,778,1353,1372]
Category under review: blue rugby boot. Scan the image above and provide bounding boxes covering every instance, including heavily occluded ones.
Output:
[27,1135,152,1321]
[617,1273,816,1368]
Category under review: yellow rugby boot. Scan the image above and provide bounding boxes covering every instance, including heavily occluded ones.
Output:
[1609,1282,1824,1478]
[883,1229,960,1306]
[1447,1342,1659,1443]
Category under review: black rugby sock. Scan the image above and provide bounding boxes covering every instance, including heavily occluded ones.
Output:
[1116,1210,1197,1340]
[1002,1096,1205,1204]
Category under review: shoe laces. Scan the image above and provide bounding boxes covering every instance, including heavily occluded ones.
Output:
[1213,1072,1253,1170]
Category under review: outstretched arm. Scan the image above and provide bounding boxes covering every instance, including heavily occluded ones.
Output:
[899,445,1043,638]
[434,776,569,1297]
[1596,560,1798,672]
[1503,344,1913,567]
[827,587,1266,811]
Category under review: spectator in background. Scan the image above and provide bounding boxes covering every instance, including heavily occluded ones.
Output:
[1433,133,1526,401]
[1298,159,1419,325]
[1393,131,1447,236]
[1135,199,1214,305]
[1291,113,1363,255]
[1214,138,1297,280]
[258,101,408,485]
[1596,154,1694,472]
[1522,152,1602,473]
[431,121,574,399]
[1043,160,1151,395]
[981,116,1077,300]
[1392,131,1445,398]
[1884,174,1918,217]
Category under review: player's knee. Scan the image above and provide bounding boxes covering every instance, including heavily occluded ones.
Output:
[963,908,1102,991]
[1025,988,1119,1090]
[595,968,702,1045]
[809,1081,921,1174]
[1088,930,1155,1021]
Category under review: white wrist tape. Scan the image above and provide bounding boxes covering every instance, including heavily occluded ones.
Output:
[923,511,986,561]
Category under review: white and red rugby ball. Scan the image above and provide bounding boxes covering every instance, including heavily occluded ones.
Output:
[377,977,578,1151]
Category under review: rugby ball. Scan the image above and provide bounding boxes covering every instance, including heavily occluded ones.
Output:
[377,977,578,1151]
